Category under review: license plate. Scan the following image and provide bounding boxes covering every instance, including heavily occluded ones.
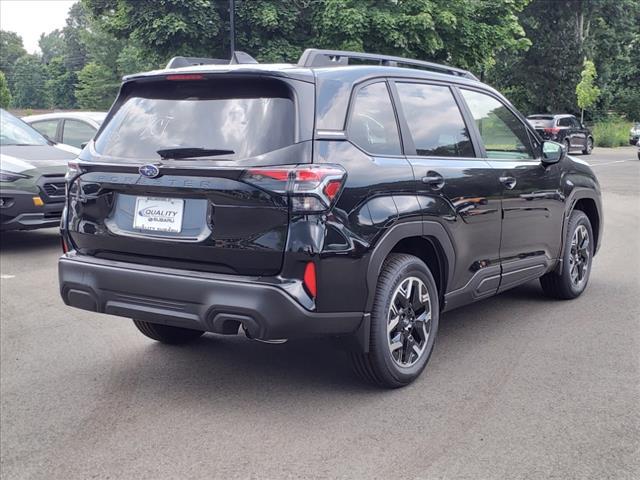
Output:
[133,196,184,233]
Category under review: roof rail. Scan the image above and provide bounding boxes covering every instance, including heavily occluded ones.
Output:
[166,51,258,69]
[297,48,478,81]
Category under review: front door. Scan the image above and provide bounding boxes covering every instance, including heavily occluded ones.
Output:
[391,81,503,309]
[459,88,564,292]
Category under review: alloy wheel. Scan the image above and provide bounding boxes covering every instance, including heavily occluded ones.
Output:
[387,277,432,367]
[569,224,590,288]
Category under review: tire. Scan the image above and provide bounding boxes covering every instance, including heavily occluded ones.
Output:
[351,253,439,388]
[540,210,594,299]
[563,138,571,153]
[132,319,205,344]
[582,137,593,155]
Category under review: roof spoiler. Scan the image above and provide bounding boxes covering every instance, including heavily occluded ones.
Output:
[166,51,258,69]
[297,48,478,80]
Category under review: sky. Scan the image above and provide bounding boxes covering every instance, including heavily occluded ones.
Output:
[0,0,77,54]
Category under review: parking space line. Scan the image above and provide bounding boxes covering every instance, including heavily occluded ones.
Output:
[589,160,632,167]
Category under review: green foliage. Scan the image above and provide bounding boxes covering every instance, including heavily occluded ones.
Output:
[116,44,162,75]
[62,2,90,71]
[592,118,631,147]
[83,0,223,58]
[39,30,65,64]
[11,55,47,108]
[75,62,120,110]
[489,0,639,120]
[0,71,11,108]
[45,57,77,109]
[0,30,27,89]
[576,60,600,118]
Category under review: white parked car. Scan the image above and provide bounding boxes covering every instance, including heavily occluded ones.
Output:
[22,111,107,151]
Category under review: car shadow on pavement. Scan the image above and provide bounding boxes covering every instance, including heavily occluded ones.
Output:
[113,280,551,397]
[0,228,61,253]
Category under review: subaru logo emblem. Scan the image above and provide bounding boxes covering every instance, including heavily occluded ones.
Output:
[139,164,160,178]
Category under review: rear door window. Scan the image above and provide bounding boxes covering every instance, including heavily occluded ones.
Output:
[396,82,474,157]
[94,78,295,161]
[461,89,534,160]
[348,82,401,156]
[558,117,572,127]
[63,120,96,148]
[31,120,59,141]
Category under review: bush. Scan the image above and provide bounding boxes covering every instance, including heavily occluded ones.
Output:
[592,118,631,147]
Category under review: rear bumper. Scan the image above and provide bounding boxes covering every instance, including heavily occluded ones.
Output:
[0,189,63,231]
[58,253,364,340]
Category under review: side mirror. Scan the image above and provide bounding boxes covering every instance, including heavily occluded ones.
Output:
[542,140,566,165]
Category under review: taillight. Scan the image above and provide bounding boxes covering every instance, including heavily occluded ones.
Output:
[61,236,69,254]
[544,127,561,134]
[241,165,346,213]
[66,160,81,181]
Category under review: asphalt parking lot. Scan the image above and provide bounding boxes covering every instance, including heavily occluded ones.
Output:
[1,147,638,480]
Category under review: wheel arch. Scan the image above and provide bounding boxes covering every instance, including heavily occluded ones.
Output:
[364,221,455,313]
[564,188,602,257]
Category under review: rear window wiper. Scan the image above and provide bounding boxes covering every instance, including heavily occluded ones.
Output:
[156,147,235,160]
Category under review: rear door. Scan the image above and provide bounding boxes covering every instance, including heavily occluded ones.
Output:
[459,88,564,291]
[391,80,503,303]
[67,74,314,276]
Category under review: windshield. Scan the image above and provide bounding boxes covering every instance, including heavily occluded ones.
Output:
[527,116,555,128]
[94,78,295,161]
[0,110,49,146]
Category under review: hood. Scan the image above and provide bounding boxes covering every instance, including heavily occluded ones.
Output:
[0,145,76,168]
[0,152,69,176]
[0,145,77,166]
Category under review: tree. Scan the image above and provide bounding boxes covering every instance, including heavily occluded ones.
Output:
[83,0,223,59]
[0,31,27,90]
[11,55,47,108]
[45,57,77,109]
[0,71,11,108]
[75,62,120,110]
[39,30,65,64]
[576,60,600,123]
[83,0,531,75]
[62,2,90,71]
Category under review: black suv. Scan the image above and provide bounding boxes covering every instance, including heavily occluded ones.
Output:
[59,49,603,388]
[527,114,594,155]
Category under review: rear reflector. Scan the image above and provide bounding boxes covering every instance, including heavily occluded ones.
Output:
[166,74,205,81]
[303,262,317,299]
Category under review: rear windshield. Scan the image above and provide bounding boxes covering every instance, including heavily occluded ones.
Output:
[527,116,555,128]
[94,78,295,161]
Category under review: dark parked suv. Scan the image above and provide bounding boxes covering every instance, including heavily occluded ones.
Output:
[59,49,603,388]
[527,114,594,155]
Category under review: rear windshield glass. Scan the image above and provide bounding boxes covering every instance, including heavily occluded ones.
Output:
[527,116,555,128]
[94,78,295,161]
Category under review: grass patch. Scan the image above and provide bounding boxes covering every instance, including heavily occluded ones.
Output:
[592,118,631,147]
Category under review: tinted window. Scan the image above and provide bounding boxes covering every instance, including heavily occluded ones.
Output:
[31,120,59,140]
[94,78,295,161]
[0,110,48,146]
[558,117,572,127]
[396,83,474,157]
[527,116,555,128]
[348,82,401,155]
[62,120,96,148]
[571,117,582,128]
[461,89,534,160]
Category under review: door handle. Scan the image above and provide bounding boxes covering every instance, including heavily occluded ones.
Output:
[422,171,445,190]
[499,176,517,190]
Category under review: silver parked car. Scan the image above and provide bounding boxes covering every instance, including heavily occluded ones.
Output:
[23,111,107,150]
